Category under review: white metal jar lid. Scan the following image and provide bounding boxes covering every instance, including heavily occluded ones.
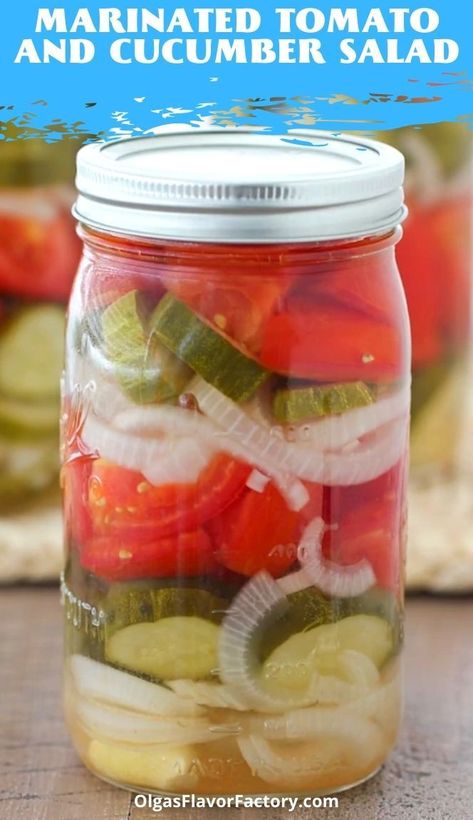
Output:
[74,130,406,244]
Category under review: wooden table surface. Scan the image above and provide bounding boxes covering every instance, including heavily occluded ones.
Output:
[1,588,472,820]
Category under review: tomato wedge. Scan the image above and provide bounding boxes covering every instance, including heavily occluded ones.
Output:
[289,256,400,324]
[80,529,216,582]
[163,275,289,353]
[89,454,250,539]
[425,197,471,348]
[209,481,323,578]
[260,306,405,381]
[395,202,443,368]
[322,496,404,592]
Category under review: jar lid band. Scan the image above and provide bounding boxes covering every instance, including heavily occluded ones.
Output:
[74,130,406,243]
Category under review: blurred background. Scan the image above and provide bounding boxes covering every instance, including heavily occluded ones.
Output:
[0,123,471,590]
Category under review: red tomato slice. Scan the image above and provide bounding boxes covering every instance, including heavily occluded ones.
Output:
[163,275,290,353]
[323,458,407,522]
[80,529,216,582]
[89,454,250,539]
[322,495,404,592]
[209,480,323,578]
[0,208,81,301]
[396,202,443,368]
[427,197,472,348]
[259,306,405,381]
[290,255,399,324]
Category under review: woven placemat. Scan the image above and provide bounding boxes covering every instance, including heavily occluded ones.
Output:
[0,501,63,583]
[406,358,473,591]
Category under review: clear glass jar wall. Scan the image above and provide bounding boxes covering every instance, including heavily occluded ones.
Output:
[62,225,410,795]
[0,139,82,510]
[383,123,472,472]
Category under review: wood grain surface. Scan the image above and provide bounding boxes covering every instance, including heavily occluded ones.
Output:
[1,587,472,820]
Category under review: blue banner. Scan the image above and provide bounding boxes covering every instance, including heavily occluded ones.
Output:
[1,1,472,139]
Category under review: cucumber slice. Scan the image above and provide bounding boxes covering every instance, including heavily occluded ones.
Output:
[105,584,230,636]
[0,305,65,401]
[101,290,192,404]
[151,293,269,403]
[273,381,374,424]
[0,394,58,438]
[259,588,333,661]
[337,587,402,631]
[106,616,220,681]
[262,614,393,694]
[0,436,58,509]
[259,587,401,662]
[87,739,199,791]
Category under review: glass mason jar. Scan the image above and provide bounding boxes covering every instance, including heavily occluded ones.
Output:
[62,132,410,796]
[0,138,82,512]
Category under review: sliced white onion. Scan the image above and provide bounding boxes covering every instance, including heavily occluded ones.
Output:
[141,438,215,485]
[113,404,216,440]
[246,469,271,493]
[277,518,376,598]
[81,412,216,485]
[68,655,204,718]
[248,690,383,743]
[272,472,310,512]
[282,383,411,451]
[218,571,291,712]
[237,713,385,787]
[318,418,409,486]
[341,674,401,734]
[85,371,135,423]
[246,469,309,511]
[168,679,251,711]
[245,650,384,740]
[72,694,224,745]
[192,378,408,486]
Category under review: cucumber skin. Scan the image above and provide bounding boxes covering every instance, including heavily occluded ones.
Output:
[151,294,270,403]
[105,585,230,637]
[259,586,402,663]
[273,381,374,424]
[100,290,192,404]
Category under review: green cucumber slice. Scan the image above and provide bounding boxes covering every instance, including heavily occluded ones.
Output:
[101,290,192,403]
[0,394,58,438]
[273,381,374,424]
[0,436,58,509]
[105,584,230,636]
[0,305,65,402]
[106,616,220,681]
[340,587,403,656]
[262,614,394,694]
[259,588,333,661]
[150,293,269,403]
[259,586,401,662]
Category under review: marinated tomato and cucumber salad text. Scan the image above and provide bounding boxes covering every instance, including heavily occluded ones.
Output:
[63,234,409,794]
